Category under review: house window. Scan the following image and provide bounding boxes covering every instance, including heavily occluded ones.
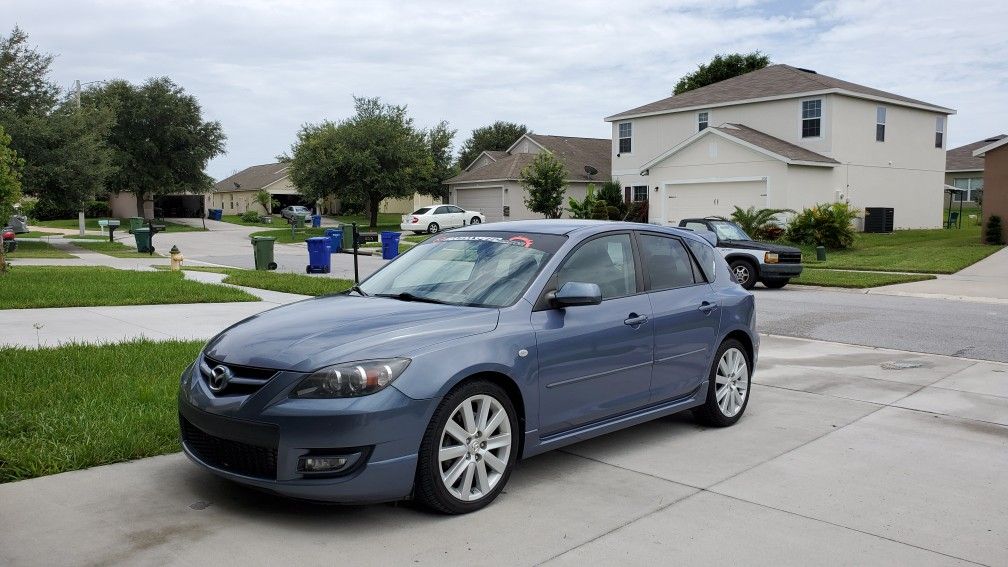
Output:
[802,99,822,138]
[876,106,886,142]
[633,185,648,202]
[952,177,983,201]
[698,111,709,132]
[935,116,945,148]
[618,122,632,154]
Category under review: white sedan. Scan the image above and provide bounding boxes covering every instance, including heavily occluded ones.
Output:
[401,205,485,234]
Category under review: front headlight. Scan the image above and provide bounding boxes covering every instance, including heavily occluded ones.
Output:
[764,252,779,264]
[290,358,411,399]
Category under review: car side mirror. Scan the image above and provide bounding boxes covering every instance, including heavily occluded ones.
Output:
[550,281,602,307]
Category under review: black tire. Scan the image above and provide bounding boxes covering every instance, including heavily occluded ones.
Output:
[412,231,424,235]
[415,380,519,514]
[427,222,440,234]
[693,338,752,427]
[762,278,789,289]
[470,216,482,225]
[729,259,758,290]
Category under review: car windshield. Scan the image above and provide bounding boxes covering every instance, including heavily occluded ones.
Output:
[709,221,750,241]
[412,207,432,215]
[359,231,566,307]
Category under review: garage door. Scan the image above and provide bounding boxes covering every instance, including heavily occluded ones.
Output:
[455,187,504,223]
[665,180,766,223]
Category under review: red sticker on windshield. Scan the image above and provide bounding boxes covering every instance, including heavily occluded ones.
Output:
[509,236,533,248]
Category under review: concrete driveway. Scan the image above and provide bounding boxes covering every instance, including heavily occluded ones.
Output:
[1,335,1005,566]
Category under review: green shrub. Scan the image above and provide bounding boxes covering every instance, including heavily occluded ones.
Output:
[623,199,648,223]
[756,224,785,241]
[785,202,859,250]
[32,197,78,220]
[725,206,794,240]
[240,210,261,223]
[84,200,111,218]
[985,215,1004,245]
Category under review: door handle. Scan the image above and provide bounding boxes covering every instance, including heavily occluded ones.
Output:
[624,313,649,326]
[699,301,719,315]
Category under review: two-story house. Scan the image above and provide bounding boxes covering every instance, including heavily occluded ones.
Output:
[605,64,955,229]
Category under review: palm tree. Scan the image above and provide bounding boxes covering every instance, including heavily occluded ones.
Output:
[722,206,794,237]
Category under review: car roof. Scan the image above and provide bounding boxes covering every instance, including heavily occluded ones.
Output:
[456,219,705,242]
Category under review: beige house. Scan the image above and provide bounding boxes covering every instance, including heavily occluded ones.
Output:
[606,64,956,229]
[443,133,611,222]
[946,135,1006,202]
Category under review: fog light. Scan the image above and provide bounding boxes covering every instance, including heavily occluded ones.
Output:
[297,452,362,475]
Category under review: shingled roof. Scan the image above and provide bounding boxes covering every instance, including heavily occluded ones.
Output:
[607,64,954,121]
[947,135,1006,171]
[445,134,610,185]
[214,163,289,193]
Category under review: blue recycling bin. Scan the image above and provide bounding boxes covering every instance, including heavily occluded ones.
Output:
[208,209,223,220]
[306,236,331,273]
[311,214,322,228]
[380,231,401,260]
[324,228,343,253]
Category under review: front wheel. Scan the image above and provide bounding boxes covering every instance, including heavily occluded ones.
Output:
[693,339,751,427]
[729,259,757,290]
[427,222,440,234]
[470,216,482,225]
[762,278,789,289]
[415,380,518,514]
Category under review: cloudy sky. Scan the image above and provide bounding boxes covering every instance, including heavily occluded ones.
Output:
[6,0,1007,180]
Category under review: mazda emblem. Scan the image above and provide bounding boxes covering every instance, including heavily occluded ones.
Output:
[209,365,233,392]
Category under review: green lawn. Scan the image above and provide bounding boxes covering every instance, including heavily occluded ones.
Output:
[219,213,279,227]
[248,226,329,244]
[796,224,1002,274]
[35,218,205,233]
[0,339,202,482]
[4,240,75,259]
[73,240,160,258]
[325,213,403,231]
[175,266,353,296]
[791,269,936,288]
[0,266,259,309]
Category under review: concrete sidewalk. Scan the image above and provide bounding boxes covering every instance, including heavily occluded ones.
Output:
[0,335,1004,565]
[870,245,1008,304]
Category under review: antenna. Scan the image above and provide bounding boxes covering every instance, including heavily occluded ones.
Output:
[584,165,598,178]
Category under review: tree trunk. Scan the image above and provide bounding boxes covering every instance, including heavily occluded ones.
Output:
[135,192,145,218]
[369,195,381,228]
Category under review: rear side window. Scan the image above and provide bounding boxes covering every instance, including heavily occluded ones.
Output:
[685,239,717,282]
[683,221,708,232]
[638,234,697,290]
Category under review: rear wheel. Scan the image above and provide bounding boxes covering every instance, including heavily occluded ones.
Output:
[427,222,440,234]
[415,380,518,514]
[729,259,758,290]
[761,278,789,289]
[693,339,751,427]
[470,216,482,225]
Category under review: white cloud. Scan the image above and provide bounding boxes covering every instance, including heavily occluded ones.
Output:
[6,0,1006,178]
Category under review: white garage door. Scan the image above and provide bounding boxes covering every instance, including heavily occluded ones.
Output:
[665,180,766,223]
[455,187,504,223]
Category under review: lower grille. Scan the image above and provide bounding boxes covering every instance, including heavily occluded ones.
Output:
[180,415,278,480]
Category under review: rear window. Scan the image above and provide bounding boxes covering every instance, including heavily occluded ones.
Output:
[413,207,432,215]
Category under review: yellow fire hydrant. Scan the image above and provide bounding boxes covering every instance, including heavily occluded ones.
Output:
[169,245,184,271]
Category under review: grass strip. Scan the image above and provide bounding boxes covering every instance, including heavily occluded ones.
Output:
[0,266,259,309]
[73,240,158,258]
[791,269,935,288]
[0,339,202,482]
[172,266,353,296]
[3,240,75,259]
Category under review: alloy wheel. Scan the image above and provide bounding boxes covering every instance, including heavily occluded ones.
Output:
[714,347,748,417]
[733,265,751,285]
[438,394,512,502]
[470,217,481,225]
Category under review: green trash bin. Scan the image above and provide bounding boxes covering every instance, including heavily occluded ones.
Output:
[133,227,153,254]
[293,214,307,229]
[128,217,144,234]
[251,236,277,270]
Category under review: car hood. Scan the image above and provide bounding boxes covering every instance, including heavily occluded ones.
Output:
[204,295,500,372]
[720,239,801,254]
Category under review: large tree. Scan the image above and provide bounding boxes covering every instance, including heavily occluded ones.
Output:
[0,26,59,116]
[0,124,23,222]
[86,77,225,216]
[456,121,527,170]
[520,151,567,219]
[419,120,457,201]
[288,96,434,228]
[673,52,770,95]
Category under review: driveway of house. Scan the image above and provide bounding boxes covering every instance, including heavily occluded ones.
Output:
[1,335,1005,566]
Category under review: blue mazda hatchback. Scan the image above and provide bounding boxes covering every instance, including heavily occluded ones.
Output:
[179,220,757,513]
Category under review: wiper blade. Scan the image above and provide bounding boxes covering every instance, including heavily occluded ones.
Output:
[347,284,369,297]
[376,292,449,305]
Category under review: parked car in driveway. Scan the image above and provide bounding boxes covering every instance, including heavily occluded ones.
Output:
[179,220,757,513]
[401,204,485,234]
[2,226,16,254]
[280,205,312,220]
[678,217,803,289]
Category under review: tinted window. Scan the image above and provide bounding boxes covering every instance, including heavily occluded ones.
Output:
[434,206,450,214]
[413,207,432,215]
[557,234,637,300]
[638,235,696,290]
[449,206,464,213]
[686,239,717,282]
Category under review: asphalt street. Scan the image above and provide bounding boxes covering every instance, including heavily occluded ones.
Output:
[754,285,1008,363]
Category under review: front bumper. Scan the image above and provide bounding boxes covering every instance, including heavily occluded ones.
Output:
[178,363,435,503]
[759,263,803,278]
